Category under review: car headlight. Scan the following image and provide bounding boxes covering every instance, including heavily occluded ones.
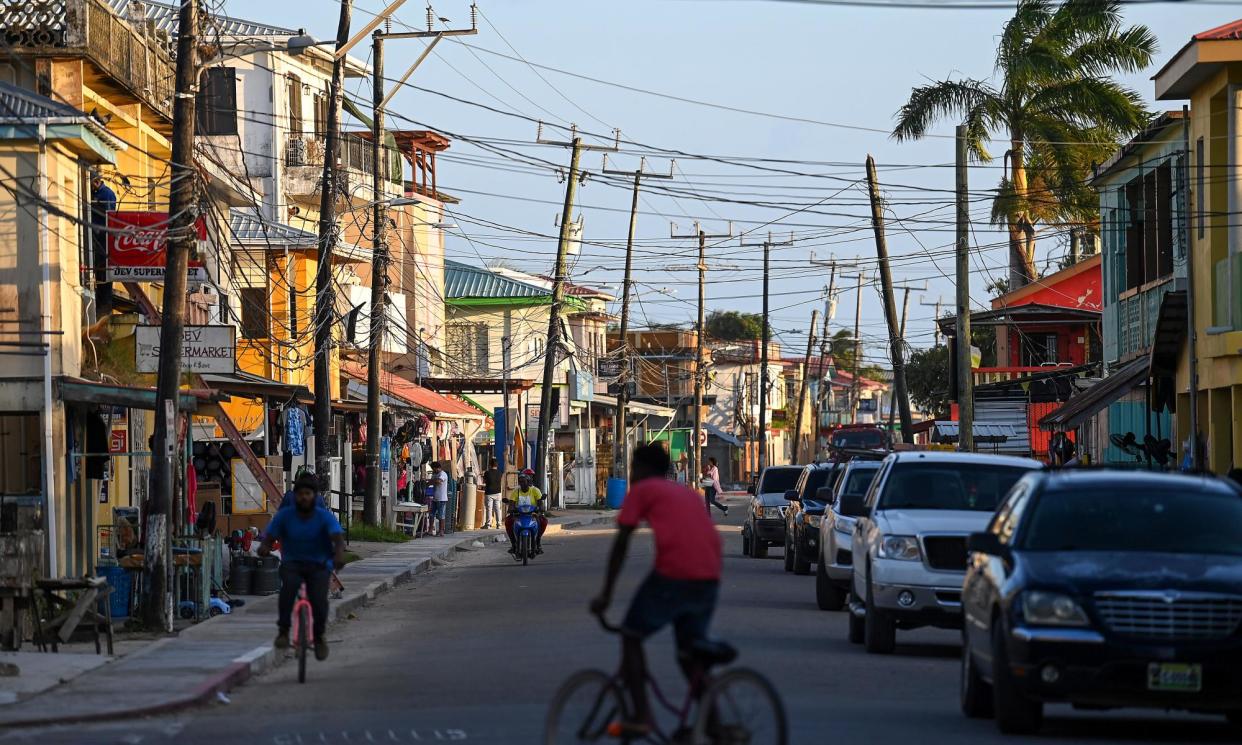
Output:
[804,514,822,528]
[877,535,921,561]
[1021,591,1089,627]
[762,507,783,519]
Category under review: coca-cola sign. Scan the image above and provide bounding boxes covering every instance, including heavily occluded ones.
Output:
[107,211,208,282]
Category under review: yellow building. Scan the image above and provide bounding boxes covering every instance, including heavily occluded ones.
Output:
[1155,18,1242,473]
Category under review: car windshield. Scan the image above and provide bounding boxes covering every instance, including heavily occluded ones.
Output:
[759,468,800,494]
[1021,486,1242,555]
[831,429,885,449]
[803,468,836,501]
[839,466,879,497]
[878,462,1031,511]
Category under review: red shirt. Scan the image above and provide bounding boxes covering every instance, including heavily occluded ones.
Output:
[618,477,722,581]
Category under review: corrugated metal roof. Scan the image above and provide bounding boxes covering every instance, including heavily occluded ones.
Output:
[444,260,550,300]
[0,80,89,120]
[108,0,298,38]
[228,209,317,246]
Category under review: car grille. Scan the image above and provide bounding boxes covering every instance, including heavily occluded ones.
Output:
[1094,592,1242,640]
[921,535,967,571]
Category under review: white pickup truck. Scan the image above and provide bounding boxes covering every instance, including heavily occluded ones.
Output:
[843,451,1041,654]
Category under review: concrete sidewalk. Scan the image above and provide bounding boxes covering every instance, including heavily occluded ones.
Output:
[0,511,614,727]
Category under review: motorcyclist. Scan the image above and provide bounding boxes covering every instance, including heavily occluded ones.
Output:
[504,468,548,554]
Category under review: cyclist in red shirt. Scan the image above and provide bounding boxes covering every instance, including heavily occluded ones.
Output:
[591,443,723,734]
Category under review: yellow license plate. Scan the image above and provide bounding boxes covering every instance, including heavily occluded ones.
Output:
[1147,663,1202,692]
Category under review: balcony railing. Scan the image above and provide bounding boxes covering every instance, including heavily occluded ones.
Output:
[1116,278,1172,360]
[285,132,403,184]
[972,366,1072,386]
[0,0,174,120]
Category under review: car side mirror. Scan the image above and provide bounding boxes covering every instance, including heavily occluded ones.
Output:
[967,532,1007,557]
[784,489,800,502]
[815,487,834,501]
[838,493,868,517]
[747,483,755,495]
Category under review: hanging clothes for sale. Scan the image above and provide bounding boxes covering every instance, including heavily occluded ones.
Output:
[285,406,306,456]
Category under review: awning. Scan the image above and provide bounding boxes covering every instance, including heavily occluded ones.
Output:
[340,362,483,419]
[704,421,743,448]
[938,303,1101,336]
[592,394,676,419]
[930,420,1017,445]
[1038,356,1150,431]
[199,371,313,404]
[1149,290,1187,379]
[56,377,224,412]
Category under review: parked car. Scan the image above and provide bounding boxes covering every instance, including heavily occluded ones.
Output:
[783,462,843,575]
[961,469,1242,735]
[741,465,803,559]
[846,451,1040,654]
[827,424,889,453]
[816,458,882,610]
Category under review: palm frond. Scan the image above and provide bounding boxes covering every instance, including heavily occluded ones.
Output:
[891,78,999,143]
[1069,25,1158,77]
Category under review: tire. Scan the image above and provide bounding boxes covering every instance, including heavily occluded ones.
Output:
[544,669,628,745]
[816,560,845,611]
[847,589,865,645]
[991,617,1043,734]
[792,536,812,575]
[783,534,794,572]
[692,668,788,745]
[960,631,994,719]
[863,576,896,654]
[296,605,310,684]
[753,537,769,559]
[521,533,531,567]
[742,527,752,557]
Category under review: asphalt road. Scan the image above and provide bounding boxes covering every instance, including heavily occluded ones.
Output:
[7,501,1239,744]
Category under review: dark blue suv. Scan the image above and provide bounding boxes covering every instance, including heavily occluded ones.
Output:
[961,469,1242,735]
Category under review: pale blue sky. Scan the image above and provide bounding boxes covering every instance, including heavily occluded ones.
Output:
[249,0,1230,364]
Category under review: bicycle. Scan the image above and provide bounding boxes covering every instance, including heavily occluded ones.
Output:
[545,614,787,744]
[290,572,344,684]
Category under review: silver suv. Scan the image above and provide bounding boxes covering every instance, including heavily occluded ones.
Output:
[845,451,1040,654]
[816,459,882,611]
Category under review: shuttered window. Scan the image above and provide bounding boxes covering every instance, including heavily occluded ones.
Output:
[196,67,237,136]
[447,322,489,374]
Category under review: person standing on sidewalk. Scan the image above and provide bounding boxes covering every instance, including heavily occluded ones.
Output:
[481,462,504,529]
[702,457,728,517]
[431,461,450,536]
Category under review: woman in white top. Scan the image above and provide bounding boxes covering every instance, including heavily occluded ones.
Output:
[702,457,728,517]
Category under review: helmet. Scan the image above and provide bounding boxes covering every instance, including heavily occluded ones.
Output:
[519,468,535,477]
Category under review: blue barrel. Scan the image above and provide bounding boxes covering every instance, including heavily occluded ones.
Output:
[96,564,132,618]
[606,478,627,510]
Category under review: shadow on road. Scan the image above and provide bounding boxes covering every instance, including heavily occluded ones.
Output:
[893,642,960,659]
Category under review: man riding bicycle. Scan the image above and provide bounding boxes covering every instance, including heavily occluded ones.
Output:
[504,468,547,554]
[259,473,344,661]
[590,443,722,735]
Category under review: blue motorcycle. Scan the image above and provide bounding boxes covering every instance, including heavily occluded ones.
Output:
[512,503,541,565]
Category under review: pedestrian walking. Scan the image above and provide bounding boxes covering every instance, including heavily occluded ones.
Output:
[702,457,728,517]
[482,462,504,529]
[431,460,450,536]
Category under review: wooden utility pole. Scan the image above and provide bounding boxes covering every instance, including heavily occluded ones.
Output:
[886,284,924,430]
[955,125,975,452]
[740,232,794,471]
[144,0,198,631]
[850,271,865,424]
[865,156,914,443]
[601,155,672,479]
[534,125,619,492]
[791,309,820,463]
[809,255,854,457]
[1181,105,1200,471]
[920,296,945,346]
[672,221,732,487]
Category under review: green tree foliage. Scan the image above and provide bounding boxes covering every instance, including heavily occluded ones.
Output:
[892,0,1155,286]
[706,310,766,341]
[906,345,953,418]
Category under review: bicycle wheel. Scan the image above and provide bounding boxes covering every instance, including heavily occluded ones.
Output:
[544,669,628,745]
[692,668,787,745]
[521,533,531,566]
[296,604,311,684]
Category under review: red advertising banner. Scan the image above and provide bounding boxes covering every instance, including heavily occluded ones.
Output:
[106,211,208,282]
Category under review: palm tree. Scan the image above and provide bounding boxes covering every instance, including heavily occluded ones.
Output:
[892,0,1156,286]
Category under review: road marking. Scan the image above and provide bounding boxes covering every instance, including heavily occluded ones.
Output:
[272,729,469,744]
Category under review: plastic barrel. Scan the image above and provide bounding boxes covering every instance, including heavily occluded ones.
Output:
[605,478,627,510]
[252,562,280,595]
[228,561,253,595]
[96,565,132,618]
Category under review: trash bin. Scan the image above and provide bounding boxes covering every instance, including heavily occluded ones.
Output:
[606,478,627,510]
[96,564,132,619]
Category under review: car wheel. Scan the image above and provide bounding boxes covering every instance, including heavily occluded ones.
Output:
[742,527,752,557]
[753,537,768,559]
[960,630,994,719]
[991,617,1043,734]
[783,534,794,572]
[816,560,845,611]
[863,575,896,654]
[847,588,865,644]
[793,535,812,575]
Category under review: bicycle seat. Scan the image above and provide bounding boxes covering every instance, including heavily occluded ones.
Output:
[682,638,737,667]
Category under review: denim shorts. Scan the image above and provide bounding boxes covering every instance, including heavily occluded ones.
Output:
[622,573,719,650]
[431,501,448,520]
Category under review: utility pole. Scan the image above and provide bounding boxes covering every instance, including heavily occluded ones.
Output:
[601,155,673,479]
[791,309,820,463]
[144,0,198,631]
[1181,105,1200,471]
[920,296,945,347]
[315,0,351,507]
[886,282,925,430]
[534,125,619,492]
[362,6,477,525]
[740,232,794,471]
[809,255,853,456]
[672,221,733,488]
[955,124,975,452]
[849,271,865,424]
[866,156,914,443]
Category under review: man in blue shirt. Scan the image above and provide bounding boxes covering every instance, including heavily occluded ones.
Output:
[259,473,344,660]
[89,171,116,312]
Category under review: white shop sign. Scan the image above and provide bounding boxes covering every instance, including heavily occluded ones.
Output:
[135,325,235,373]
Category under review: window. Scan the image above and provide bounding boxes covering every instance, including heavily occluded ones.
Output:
[1156,162,1174,278]
[288,288,299,339]
[287,74,303,136]
[1124,179,1143,291]
[239,288,269,339]
[1196,137,1204,240]
[196,67,237,136]
[313,91,328,138]
[877,462,1032,512]
[785,377,798,402]
[1019,332,1058,366]
[447,322,489,374]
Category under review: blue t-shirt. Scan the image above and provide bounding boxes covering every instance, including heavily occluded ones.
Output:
[265,507,343,567]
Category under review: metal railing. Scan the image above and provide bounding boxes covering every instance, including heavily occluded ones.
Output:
[285,132,402,184]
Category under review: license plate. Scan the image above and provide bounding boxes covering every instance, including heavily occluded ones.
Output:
[1147,663,1202,692]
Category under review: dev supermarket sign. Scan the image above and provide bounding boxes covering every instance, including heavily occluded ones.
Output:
[107,211,208,282]
[135,325,235,373]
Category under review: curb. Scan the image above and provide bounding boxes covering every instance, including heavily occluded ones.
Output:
[0,513,616,728]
